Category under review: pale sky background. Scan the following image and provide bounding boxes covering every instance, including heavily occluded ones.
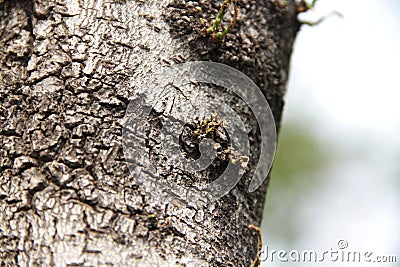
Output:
[262,0,400,266]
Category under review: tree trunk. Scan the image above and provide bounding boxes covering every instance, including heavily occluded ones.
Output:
[0,0,299,266]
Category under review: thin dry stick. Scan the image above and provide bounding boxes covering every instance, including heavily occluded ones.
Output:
[248,224,262,267]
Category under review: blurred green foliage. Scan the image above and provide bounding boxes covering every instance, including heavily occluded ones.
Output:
[262,119,331,244]
[271,121,328,189]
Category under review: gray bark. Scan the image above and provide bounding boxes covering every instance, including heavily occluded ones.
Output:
[0,0,299,266]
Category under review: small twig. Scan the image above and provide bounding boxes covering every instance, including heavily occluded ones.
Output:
[300,11,343,26]
[248,224,262,267]
[310,0,318,8]
[206,0,239,39]
[297,0,318,13]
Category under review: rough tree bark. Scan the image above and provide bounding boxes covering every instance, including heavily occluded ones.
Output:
[0,0,300,266]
